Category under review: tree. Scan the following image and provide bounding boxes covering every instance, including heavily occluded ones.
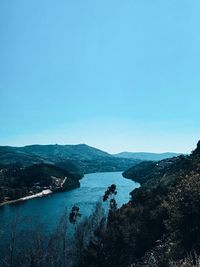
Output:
[103,184,117,213]
[69,205,81,224]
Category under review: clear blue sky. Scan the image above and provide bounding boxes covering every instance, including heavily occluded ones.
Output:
[0,0,199,153]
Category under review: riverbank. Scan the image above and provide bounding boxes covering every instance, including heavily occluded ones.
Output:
[0,189,52,207]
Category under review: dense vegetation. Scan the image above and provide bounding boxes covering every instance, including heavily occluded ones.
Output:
[0,163,81,203]
[123,160,158,184]
[0,144,141,174]
[2,142,200,266]
[73,141,200,266]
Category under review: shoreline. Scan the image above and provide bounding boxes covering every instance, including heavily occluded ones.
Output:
[0,172,126,207]
[0,189,52,207]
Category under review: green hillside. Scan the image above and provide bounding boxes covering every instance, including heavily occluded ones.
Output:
[74,141,200,267]
[0,144,141,174]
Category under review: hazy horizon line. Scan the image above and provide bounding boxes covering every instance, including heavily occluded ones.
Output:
[0,142,189,155]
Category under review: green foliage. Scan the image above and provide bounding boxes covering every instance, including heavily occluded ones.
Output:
[0,144,140,174]
[75,141,200,266]
[103,184,117,201]
[2,142,200,266]
[164,173,200,255]
[0,163,81,202]
[123,161,157,184]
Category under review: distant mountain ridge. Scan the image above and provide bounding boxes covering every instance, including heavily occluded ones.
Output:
[113,151,182,161]
[0,144,141,174]
[0,144,111,160]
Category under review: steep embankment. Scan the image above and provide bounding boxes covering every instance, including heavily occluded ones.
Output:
[76,141,200,267]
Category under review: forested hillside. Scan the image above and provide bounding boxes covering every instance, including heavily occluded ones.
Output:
[2,142,200,266]
[0,163,81,203]
[74,141,200,267]
[0,144,141,174]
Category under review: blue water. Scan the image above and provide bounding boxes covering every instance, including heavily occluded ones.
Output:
[0,172,139,242]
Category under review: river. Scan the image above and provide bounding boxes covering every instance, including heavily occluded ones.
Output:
[0,172,139,249]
